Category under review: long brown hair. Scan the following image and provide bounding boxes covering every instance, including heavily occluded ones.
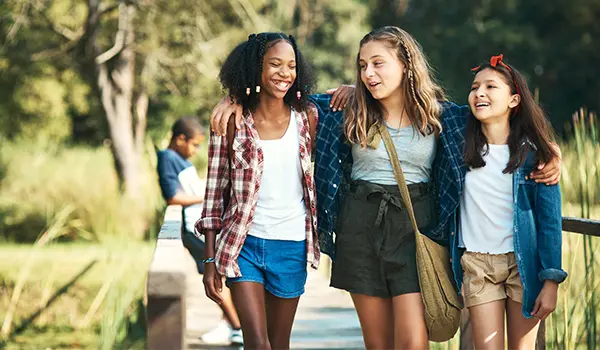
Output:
[344,26,446,146]
[464,63,558,173]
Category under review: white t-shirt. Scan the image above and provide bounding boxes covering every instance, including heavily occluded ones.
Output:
[459,144,514,254]
[157,149,205,236]
[248,109,307,241]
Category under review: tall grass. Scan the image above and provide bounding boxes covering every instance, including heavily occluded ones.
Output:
[0,139,163,242]
[547,109,600,348]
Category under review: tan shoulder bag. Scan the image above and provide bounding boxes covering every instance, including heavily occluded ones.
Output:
[378,123,463,342]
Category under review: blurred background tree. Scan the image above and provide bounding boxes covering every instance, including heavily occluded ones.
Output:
[370,0,600,130]
[0,0,598,239]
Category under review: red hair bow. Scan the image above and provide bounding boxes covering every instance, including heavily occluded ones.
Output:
[471,54,520,96]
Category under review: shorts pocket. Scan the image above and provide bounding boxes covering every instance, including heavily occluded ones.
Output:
[461,253,486,299]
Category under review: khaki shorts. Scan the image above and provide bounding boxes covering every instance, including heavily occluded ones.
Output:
[461,251,524,308]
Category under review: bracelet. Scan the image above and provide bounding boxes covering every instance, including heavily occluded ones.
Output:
[202,257,215,264]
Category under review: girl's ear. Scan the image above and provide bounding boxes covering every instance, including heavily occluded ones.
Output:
[509,93,521,109]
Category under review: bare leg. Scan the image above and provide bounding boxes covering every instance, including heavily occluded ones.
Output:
[219,281,241,329]
[350,293,394,349]
[506,298,541,349]
[392,292,428,349]
[469,300,505,350]
[230,282,270,349]
[265,292,301,350]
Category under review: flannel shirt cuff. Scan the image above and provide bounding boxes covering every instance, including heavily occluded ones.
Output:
[195,217,223,235]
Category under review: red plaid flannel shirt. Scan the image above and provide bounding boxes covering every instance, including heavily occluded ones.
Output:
[195,105,320,278]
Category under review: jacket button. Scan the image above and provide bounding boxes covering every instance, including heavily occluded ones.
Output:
[451,231,454,236]
[525,175,529,180]
[449,258,453,263]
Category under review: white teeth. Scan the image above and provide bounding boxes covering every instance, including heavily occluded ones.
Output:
[274,81,289,89]
[476,102,490,107]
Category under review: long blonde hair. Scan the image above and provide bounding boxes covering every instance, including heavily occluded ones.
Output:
[344,26,446,146]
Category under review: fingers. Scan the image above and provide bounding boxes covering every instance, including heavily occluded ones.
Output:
[216,275,223,293]
[210,97,230,136]
[325,88,338,94]
[531,299,541,317]
[210,106,223,134]
[531,168,560,185]
[330,85,353,112]
[544,172,560,185]
[219,111,229,136]
[235,105,243,130]
[531,161,561,185]
[534,306,554,321]
[329,88,342,112]
[209,97,244,136]
[335,90,351,111]
[212,275,224,304]
[203,269,224,305]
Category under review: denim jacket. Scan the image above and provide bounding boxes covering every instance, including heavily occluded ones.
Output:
[309,94,470,259]
[449,148,568,318]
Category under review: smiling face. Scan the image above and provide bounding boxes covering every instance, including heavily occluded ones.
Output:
[358,40,406,102]
[260,40,297,100]
[468,68,521,124]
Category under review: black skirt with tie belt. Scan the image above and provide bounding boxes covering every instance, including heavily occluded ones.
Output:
[331,180,437,298]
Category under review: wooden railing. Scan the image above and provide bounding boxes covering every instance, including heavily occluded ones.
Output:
[146,205,187,350]
[460,216,600,350]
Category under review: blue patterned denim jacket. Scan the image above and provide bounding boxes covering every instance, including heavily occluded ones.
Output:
[309,94,470,260]
[449,147,567,318]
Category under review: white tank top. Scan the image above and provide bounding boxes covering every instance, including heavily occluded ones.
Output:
[248,109,307,241]
[459,144,514,254]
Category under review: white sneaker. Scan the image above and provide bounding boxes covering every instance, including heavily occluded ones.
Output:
[200,320,231,344]
[230,328,243,345]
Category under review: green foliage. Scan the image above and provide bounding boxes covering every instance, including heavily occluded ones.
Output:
[371,0,600,129]
[0,141,163,242]
[560,110,599,207]
[0,242,153,349]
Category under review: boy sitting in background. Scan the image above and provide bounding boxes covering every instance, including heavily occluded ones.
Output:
[157,116,242,345]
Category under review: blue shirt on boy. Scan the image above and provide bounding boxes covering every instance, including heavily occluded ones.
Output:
[157,148,205,236]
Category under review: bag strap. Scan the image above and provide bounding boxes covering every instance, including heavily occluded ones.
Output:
[377,123,421,236]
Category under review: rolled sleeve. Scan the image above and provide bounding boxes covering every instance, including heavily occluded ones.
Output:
[535,182,567,284]
[194,130,231,238]
[538,268,568,283]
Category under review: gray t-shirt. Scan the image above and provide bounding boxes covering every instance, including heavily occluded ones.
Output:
[351,124,437,185]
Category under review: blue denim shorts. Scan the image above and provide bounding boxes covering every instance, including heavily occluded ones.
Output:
[226,235,308,299]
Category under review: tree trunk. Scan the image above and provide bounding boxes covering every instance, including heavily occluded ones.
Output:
[84,0,143,198]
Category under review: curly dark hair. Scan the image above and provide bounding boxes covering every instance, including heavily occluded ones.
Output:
[219,32,315,113]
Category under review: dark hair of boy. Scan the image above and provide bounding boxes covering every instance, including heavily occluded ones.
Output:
[218,32,315,113]
[464,62,559,174]
[171,116,205,142]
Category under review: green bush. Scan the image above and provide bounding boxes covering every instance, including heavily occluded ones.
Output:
[0,140,164,242]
